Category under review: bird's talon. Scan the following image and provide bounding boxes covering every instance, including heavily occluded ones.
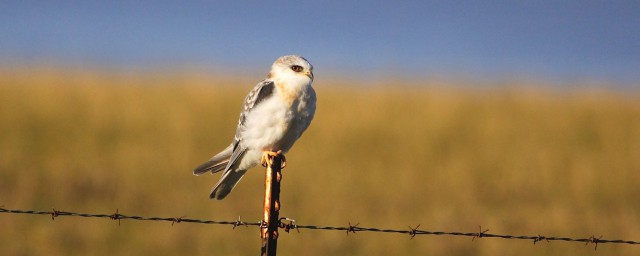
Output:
[261,150,286,168]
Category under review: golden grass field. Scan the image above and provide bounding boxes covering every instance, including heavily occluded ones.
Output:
[1,69,639,255]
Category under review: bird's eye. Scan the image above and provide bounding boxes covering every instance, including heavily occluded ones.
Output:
[290,65,303,72]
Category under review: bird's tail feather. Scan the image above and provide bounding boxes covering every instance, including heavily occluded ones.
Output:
[193,144,233,175]
[210,169,247,200]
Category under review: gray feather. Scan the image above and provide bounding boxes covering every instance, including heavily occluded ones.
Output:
[193,144,233,175]
[210,168,248,200]
[207,145,247,199]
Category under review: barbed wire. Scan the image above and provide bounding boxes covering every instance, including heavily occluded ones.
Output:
[1,207,639,250]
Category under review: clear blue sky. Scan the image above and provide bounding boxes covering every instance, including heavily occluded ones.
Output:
[2,1,639,85]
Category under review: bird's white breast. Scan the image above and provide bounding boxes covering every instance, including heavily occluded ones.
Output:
[239,82,316,169]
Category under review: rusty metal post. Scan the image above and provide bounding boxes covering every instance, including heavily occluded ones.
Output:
[261,154,283,256]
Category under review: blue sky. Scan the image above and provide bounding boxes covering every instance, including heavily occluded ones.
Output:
[1,1,639,85]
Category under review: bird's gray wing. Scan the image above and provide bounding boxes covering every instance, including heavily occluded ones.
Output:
[193,80,275,176]
[209,80,276,199]
[219,79,275,175]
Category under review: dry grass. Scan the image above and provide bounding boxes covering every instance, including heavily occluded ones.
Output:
[1,69,639,255]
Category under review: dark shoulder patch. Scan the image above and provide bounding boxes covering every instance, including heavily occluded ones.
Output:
[236,80,275,129]
[254,81,274,107]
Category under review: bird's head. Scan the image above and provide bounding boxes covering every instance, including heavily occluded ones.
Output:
[268,55,314,84]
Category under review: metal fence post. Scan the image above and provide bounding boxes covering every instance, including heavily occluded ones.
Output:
[261,153,283,256]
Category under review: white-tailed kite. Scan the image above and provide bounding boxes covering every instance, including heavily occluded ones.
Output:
[193,55,316,200]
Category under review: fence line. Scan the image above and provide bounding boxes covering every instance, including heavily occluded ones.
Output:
[1,207,639,250]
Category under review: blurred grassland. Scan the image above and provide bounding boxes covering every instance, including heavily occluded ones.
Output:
[1,69,639,255]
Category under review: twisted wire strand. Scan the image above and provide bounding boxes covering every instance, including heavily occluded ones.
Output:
[2,207,638,249]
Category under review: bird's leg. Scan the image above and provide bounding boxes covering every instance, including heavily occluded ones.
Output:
[261,150,286,168]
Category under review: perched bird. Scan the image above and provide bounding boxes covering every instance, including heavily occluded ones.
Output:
[193,55,316,200]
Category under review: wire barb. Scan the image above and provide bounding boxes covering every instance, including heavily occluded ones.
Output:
[586,235,602,250]
[233,216,247,229]
[48,208,59,221]
[346,222,360,236]
[171,215,186,226]
[110,209,122,226]
[533,235,549,244]
[472,226,489,242]
[408,224,421,239]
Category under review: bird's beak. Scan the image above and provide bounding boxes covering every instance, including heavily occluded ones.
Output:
[305,70,314,80]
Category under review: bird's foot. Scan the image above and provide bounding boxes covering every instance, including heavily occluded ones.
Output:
[261,150,286,168]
